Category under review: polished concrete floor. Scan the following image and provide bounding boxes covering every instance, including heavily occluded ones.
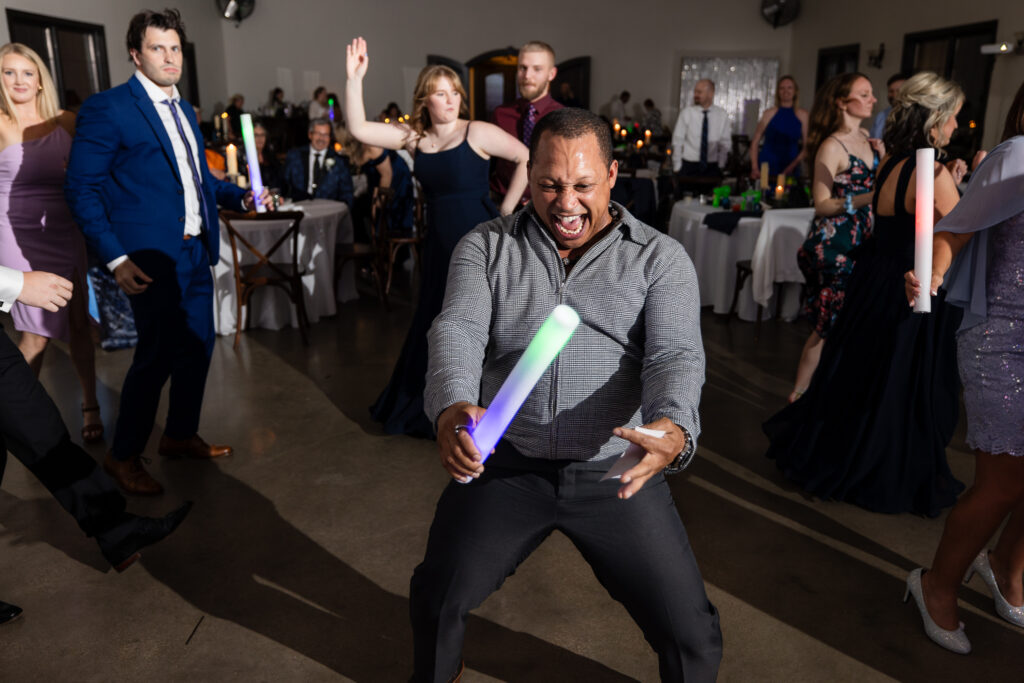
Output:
[2,282,1022,681]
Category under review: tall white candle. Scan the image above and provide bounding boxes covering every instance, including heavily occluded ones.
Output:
[225,144,239,176]
[239,114,266,213]
[913,148,935,313]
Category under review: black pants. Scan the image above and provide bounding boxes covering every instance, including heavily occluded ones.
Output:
[410,446,722,682]
[678,161,722,178]
[0,326,125,537]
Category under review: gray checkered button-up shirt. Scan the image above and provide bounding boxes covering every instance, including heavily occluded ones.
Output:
[425,202,704,466]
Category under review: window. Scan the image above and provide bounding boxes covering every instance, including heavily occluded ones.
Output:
[902,21,997,158]
[815,44,859,90]
[6,9,109,111]
[679,57,780,136]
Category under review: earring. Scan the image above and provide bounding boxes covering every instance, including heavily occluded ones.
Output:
[37,85,43,91]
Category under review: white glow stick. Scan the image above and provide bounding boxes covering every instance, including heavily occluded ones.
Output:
[467,305,580,468]
[914,148,934,313]
[239,114,266,213]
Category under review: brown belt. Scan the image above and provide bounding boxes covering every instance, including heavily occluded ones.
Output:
[183,234,193,240]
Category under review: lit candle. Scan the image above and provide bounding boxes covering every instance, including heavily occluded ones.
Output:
[613,120,621,132]
[636,140,643,149]
[220,111,228,137]
[644,129,651,144]
[334,142,342,153]
[239,114,266,213]
[620,129,627,139]
[225,143,238,176]
[467,305,580,469]
[760,162,769,190]
[913,147,935,313]
[774,184,784,200]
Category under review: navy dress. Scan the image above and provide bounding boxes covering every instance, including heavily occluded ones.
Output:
[764,155,964,516]
[759,106,803,177]
[371,123,499,436]
[362,149,414,233]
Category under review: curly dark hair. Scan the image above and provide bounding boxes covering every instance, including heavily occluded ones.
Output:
[126,9,187,58]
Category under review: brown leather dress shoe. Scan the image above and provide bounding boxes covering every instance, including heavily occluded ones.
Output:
[158,434,233,459]
[103,453,164,496]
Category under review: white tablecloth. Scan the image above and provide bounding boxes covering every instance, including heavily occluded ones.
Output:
[750,208,815,320]
[668,202,763,321]
[213,199,356,335]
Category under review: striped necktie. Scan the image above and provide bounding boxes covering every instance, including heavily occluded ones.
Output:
[163,99,210,229]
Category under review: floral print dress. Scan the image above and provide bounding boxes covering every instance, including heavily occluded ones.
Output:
[798,150,875,337]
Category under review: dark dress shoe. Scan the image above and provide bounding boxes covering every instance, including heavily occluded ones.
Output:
[103,452,163,495]
[0,600,23,625]
[158,434,233,459]
[97,501,193,572]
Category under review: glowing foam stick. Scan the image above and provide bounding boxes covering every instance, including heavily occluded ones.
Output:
[468,305,580,465]
[239,114,266,213]
[913,147,934,313]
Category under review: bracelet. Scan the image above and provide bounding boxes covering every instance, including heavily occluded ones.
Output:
[843,194,854,214]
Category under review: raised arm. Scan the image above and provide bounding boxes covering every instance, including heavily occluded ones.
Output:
[345,37,415,152]
[468,121,529,214]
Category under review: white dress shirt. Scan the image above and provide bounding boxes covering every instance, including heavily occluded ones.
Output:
[0,264,23,313]
[307,148,326,195]
[671,104,731,171]
[107,71,205,272]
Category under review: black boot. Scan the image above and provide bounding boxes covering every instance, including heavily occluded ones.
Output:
[0,600,23,625]
[96,502,193,572]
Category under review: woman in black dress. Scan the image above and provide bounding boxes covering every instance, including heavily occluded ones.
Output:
[764,72,968,517]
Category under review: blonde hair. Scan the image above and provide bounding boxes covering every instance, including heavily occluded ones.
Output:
[883,71,964,156]
[0,43,60,125]
[520,41,556,62]
[408,65,468,142]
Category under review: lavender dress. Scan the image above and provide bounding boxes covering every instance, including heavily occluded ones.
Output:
[0,126,86,342]
[939,136,1024,457]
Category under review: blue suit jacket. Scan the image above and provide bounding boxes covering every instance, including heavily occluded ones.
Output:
[65,76,246,266]
[283,146,354,208]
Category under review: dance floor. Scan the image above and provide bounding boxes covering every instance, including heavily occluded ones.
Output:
[1,283,1019,681]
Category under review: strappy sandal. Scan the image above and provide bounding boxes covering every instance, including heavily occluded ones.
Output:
[81,404,104,443]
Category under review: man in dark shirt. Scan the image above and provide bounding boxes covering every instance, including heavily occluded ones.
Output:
[490,41,563,198]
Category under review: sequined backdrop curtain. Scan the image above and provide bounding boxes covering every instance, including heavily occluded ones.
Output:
[679,58,780,137]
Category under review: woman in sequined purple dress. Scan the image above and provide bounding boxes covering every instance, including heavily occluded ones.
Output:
[903,82,1024,655]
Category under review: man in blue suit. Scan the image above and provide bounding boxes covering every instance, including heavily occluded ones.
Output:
[283,118,355,207]
[65,9,268,496]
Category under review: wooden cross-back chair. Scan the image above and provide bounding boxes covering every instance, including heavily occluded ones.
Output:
[220,209,310,349]
[384,182,425,295]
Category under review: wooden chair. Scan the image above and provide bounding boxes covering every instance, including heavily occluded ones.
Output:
[384,184,425,295]
[220,210,309,349]
[335,192,388,307]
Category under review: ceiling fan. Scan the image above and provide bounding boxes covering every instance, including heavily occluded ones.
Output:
[761,0,800,28]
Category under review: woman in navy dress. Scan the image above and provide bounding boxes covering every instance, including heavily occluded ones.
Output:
[764,73,966,518]
[750,75,808,181]
[342,131,414,235]
[345,37,529,436]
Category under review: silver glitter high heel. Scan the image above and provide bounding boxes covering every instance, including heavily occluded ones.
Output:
[963,550,1024,627]
[903,568,971,654]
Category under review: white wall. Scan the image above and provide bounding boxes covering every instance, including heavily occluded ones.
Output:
[218,0,792,123]
[1,0,228,114]
[788,0,1024,150]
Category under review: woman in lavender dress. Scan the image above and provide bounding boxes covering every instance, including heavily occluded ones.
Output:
[903,82,1024,654]
[0,43,102,441]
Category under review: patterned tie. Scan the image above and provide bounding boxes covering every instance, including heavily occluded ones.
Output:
[699,109,709,171]
[162,99,211,230]
[522,103,538,146]
[312,151,325,194]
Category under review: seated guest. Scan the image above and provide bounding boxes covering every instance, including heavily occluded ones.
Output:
[342,129,414,236]
[672,79,730,178]
[253,120,284,191]
[266,87,286,118]
[284,118,354,207]
[381,101,402,121]
[610,89,632,123]
[308,86,329,121]
[224,93,244,139]
[641,98,664,135]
